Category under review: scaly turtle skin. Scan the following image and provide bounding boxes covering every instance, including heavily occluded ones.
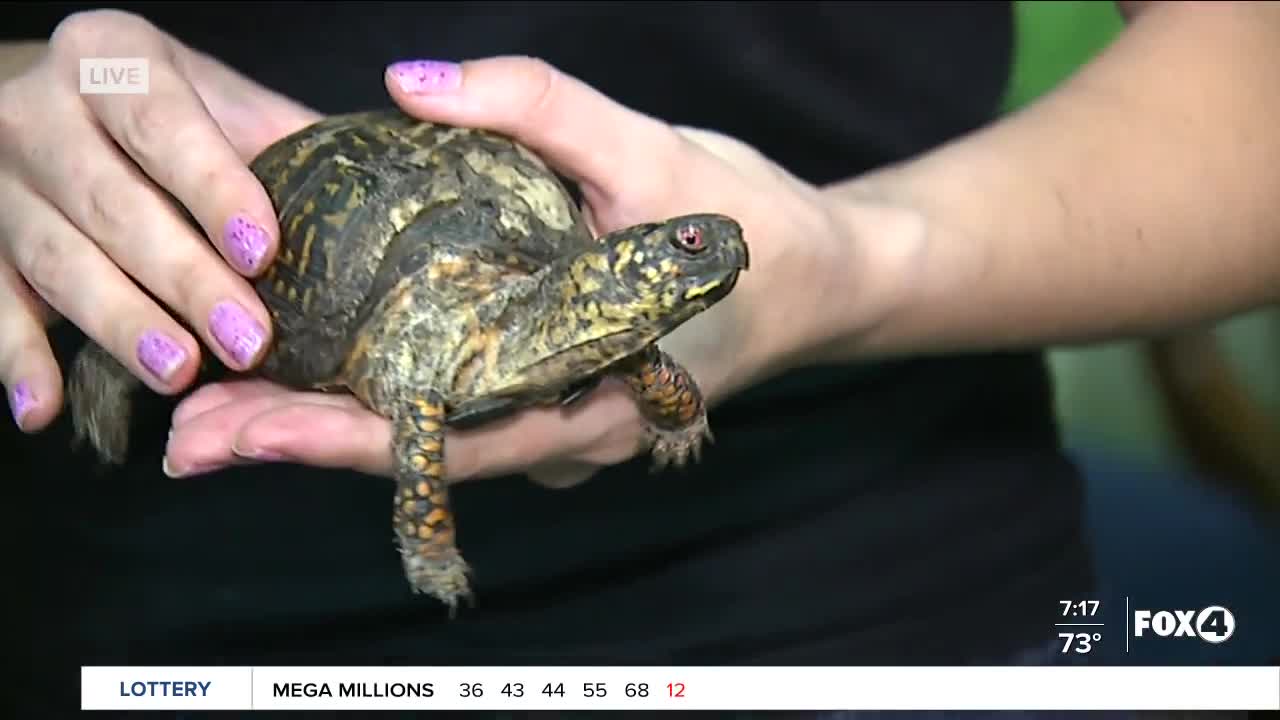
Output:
[66,108,750,613]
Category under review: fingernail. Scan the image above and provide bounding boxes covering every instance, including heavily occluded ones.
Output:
[137,330,189,382]
[224,214,270,273]
[162,455,182,478]
[164,454,242,478]
[162,456,222,478]
[209,300,267,368]
[9,381,36,427]
[232,444,290,462]
[387,60,462,94]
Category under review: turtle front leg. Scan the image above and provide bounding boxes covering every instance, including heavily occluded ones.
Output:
[619,345,713,472]
[391,392,472,614]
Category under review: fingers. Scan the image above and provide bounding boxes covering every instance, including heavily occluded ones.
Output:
[165,382,390,478]
[170,377,290,427]
[13,87,272,374]
[170,379,355,438]
[0,178,201,394]
[163,379,645,485]
[227,402,394,476]
[1,9,276,381]
[0,262,60,431]
[166,393,522,483]
[42,10,279,278]
[80,56,281,278]
[385,56,680,200]
[444,383,644,481]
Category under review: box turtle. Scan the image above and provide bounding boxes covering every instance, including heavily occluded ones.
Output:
[65,108,750,612]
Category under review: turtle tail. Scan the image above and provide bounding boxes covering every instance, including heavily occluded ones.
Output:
[67,341,142,465]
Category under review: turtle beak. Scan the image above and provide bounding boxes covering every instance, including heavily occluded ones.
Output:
[722,268,742,295]
[726,235,749,272]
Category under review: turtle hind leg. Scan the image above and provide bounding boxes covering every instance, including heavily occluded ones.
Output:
[618,345,714,473]
[390,391,473,614]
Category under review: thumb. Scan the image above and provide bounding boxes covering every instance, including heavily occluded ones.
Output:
[384,56,679,201]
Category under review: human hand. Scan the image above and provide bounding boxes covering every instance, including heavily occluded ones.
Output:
[164,56,851,488]
[0,9,320,432]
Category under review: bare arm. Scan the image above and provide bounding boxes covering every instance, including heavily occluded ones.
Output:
[813,1,1280,362]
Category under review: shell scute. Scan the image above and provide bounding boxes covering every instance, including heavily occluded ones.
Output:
[247,109,595,386]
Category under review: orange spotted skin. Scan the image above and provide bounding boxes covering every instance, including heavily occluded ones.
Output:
[64,109,749,614]
[391,392,468,610]
[619,346,712,469]
[623,347,705,428]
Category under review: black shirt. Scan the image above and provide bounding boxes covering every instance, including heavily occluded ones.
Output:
[4,0,1094,705]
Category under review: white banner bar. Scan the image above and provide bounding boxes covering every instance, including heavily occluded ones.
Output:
[82,665,1280,711]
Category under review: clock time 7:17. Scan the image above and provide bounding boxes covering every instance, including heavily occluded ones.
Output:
[1060,600,1099,618]
[1058,600,1102,655]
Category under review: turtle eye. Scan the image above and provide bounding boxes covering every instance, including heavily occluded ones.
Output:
[673,224,706,254]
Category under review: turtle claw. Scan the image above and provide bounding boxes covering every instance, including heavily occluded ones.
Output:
[401,544,473,616]
[646,414,714,473]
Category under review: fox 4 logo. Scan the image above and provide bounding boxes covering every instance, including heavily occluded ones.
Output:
[1133,605,1236,644]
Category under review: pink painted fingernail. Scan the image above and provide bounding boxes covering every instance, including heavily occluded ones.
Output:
[209,300,267,368]
[224,214,270,273]
[387,60,462,94]
[137,330,188,382]
[10,381,36,427]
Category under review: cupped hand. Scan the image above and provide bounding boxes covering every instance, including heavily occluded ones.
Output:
[0,9,320,432]
[164,56,849,488]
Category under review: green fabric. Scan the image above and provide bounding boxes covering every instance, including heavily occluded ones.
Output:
[1001,1,1124,113]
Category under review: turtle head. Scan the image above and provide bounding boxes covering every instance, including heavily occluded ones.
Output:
[495,213,747,392]
[529,213,747,364]
[591,213,749,330]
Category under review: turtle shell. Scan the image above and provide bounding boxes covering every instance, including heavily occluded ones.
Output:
[246,109,597,390]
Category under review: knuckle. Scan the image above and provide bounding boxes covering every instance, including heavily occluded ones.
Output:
[48,12,102,53]
[0,327,46,379]
[165,250,210,314]
[120,97,181,167]
[519,56,562,119]
[191,161,226,198]
[192,162,251,225]
[50,9,153,53]
[17,229,70,309]
[83,172,134,238]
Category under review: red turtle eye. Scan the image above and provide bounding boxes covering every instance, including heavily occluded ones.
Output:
[675,225,705,253]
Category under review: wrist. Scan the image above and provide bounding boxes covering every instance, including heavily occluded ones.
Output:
[806,156,1014,364]
[793,183,940,365]
[731,186,896,385]
[687,179,942,396]
[823,189,924,359]
[663,183,880,402]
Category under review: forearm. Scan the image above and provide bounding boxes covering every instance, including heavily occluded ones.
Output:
[816,1,1280,362]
